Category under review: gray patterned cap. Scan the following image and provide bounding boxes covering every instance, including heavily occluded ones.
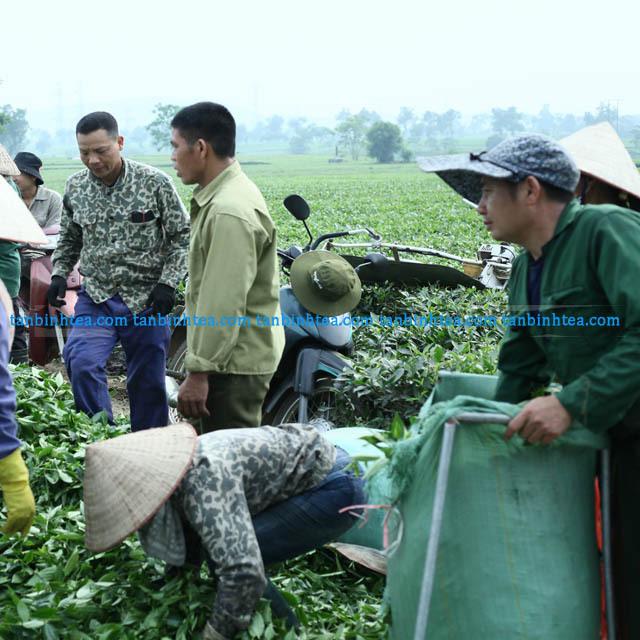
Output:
[418,134,580,204]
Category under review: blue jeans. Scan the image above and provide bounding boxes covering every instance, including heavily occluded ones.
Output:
[63,290,171,431]
[253,447,367,565]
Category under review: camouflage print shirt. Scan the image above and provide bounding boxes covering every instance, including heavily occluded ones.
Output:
[52,158,189,314]
[139,424,336,639]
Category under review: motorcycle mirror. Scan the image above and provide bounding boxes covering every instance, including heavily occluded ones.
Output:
[283,194,310,221]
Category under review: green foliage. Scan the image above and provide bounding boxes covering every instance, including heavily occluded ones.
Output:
[288,122,334,155]
[396,107,415,139]
[491,106,524,137]
[366,122,402,163]
[0,105,29,154]
[400,148,413,162]
[335,115,368,160]
[334,284,504,428]
[584,102,618,128]
[146,103,181,152]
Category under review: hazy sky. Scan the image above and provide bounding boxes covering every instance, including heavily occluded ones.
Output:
[3,0,639,132]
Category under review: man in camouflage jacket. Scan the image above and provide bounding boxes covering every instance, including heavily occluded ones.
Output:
[48,111,189,431]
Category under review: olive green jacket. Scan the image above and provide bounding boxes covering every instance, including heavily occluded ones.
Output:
[495,199,640,432]
[185,162,284,374]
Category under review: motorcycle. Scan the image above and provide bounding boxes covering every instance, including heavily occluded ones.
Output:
[165,194,361,427]
[320,229,514,290]
[16,225,82,365]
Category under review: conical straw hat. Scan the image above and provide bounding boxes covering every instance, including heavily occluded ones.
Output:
[84,423,198,553]
[560,122,640,200]
[0,175,48,244]
[0,142,18,176]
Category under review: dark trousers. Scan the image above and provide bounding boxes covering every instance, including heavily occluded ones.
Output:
[252,447,366,564]
[62,290,171,431]
[610,431,640,639]
[10,297,28,362]
[195,372,273,434]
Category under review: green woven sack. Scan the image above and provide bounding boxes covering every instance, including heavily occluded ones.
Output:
[386,373,607,640]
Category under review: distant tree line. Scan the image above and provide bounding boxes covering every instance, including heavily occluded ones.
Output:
[3,97,640,162]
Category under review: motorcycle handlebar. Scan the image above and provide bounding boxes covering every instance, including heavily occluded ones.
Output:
[310,228,381,250]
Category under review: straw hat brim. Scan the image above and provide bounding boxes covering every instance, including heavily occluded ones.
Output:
[560,122,640,201]
[290,251,362,316]
[0,177,48,244]
[0,143,19,177]
[83,423,198,553]
[328,542,387,574]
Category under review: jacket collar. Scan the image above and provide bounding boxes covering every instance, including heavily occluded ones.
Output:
[192,160,240,208]
[87,157,128,188]
[540,198,580,255]
[33,186,47,201]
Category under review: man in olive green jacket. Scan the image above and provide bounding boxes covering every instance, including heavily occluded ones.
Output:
[419,133,640,638]
[171,102,284,432]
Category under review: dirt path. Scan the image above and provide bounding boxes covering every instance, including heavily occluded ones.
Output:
[44,358,131,420]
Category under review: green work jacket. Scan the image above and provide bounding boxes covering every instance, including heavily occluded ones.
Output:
[184,161,284,375]
[495,199,640,433]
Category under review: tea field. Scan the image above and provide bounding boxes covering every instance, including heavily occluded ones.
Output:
[1,154,511,638]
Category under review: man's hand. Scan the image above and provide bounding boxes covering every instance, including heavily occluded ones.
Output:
[146,283,175,316]
[0,449,36,538]
[503,395,572,445]
[46,275,67,308]
[178,372,211,418]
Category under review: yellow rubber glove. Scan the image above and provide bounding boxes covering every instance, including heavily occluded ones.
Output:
[0,449,36,538]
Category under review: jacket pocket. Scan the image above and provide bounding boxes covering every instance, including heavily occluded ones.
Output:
[540,285,618,355]
[124,218,161,251]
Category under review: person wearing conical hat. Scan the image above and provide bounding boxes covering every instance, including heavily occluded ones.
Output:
[0,164,45,539]
[419,133,640,638]
[561,121,640,212]
[83,423,366,639]
[0,144,28,364]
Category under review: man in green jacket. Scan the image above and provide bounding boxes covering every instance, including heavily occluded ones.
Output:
[419,133,640,638]
[170,102,284,432]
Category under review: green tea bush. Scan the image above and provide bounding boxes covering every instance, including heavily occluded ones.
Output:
[334,284,506,428]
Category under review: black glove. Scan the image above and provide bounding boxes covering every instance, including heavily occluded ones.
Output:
[263,578,300,630]
[146,283,175,316]
[47,276,67,308]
